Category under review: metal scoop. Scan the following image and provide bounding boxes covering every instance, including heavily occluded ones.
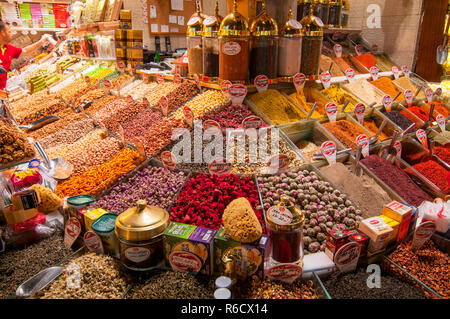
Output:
[352,146,363,177]
[341,100,350,112]
[369,118,387,145]
[419,103,435,130]
[18,116,60,133]
[421,138,450,170]
[16,266,64,297]
[312,148,352,160]
[378,129,401,163]
[437,14,450,64]
[307,102,318,120]
[33,140,73,180]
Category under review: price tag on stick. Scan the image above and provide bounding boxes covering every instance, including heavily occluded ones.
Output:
[436,114,446,132]
[174,74,182,84]
[104,79,111,90]
[161,151,177,169]
[411,221,436,252]
[404,89,413,105]
[183,106,194,127]
[325,102,338,122]
[334,242,361,273]
[392,66,400,79]
[293,73,306,93]
[416,129,428,148]
[393,140,402,157]
[356,134,369,158]
[345,68,355,82]
[229,84,247,106]
[334,44,343,58]
[254,75,269,92]
[425,88,433,103]
[159,96,169,116]
[157,74,164,84]
[64,217,81,249]
[354,103,366,125]
[242,115,264,129]
[220,80,232,97]
[321,141,337,165]
[355,44,364,56]
[320,71,331,89]
[83,231,104,254]
[382,95,392,112]
[402,65,410,77]
[370,66,379,80]
[208,158,232,175]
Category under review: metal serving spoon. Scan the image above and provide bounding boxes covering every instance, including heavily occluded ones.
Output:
[18,116,60,133]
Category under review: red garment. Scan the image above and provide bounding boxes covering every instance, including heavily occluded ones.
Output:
[0,43,22,89]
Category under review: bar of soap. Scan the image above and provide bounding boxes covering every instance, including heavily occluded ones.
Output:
[223,197,262,243]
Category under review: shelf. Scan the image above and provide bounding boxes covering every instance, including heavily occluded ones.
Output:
[10,27,68,33]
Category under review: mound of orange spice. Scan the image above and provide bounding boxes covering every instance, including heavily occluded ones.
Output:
[56,148,144,197]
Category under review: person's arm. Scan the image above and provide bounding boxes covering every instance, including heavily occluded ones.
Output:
[22,37,48,55]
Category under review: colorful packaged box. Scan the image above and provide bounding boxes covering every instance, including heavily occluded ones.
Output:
[358,217,393,252]
[83,208,108,232]
[379,215,400,245]
[214,227,269,279]
[382,201,412,243]
[163,222,217,275]
[325,229,357,261]
[348,231,369,257]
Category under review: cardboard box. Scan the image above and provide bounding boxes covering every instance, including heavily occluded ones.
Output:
[379,215,400,245]
[349,231,369,257]
[214,227,269,279]
[163,222,217,275]
[358,217,393,252]
[83,208,108,232]
[325,229,357,261]
[382,201,412,243]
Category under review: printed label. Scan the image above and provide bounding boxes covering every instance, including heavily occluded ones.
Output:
[411,221,436,251]
[435,87,442,97]
[160,96,169,116]
[104,79,111,89]
[320,71,332,89]
[356,134,369,157]
[382,95,392,112]
[254,75,269,92]
[354,103,366,124]
[355,44,364,56]
[416,129,428,148]
[142,97,150,107]
[64,217,81,249]
[436,114,446,132]
[345,68,355,82]
[334,44,343,57]
[203,119,222,133]
[174,74,182,85]
[402,65,410,77]
[267,206,293,225]
[404,89,413,104]
[220,80,232,96]
[393,140,402,157]
[392,66,399,79]
[325,102,338,122]
[321,141,337,165]
[132,137,146,157]
[157,74,164,84]
[169,251,203,273]
[425,88,433,103]
[222,41,241,56]
[293,73,306,93]
[83,231,104,254]
[334,242,361,273]
[370,66,379,80]
[161,151,177,170]
[125,247,151,263]
[183,106,194,127]
[84,75,90,84]
[371,44,379,54]
[266,263,303,284]
[208,158,232,175]
[229,84,247,106]
[242,115,264,129]
[267,154,290,174]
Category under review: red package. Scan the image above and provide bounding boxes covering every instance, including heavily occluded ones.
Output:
[11,212,46,235]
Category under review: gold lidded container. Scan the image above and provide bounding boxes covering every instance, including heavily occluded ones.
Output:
[187,2,204,77]
[115,199,170,271]
[218,0,250,83]
[300,5,324,80]
[249,1,278,81]
[297,0,313,21]
[328,0,343,28]
[202,1,223,81]
[278,8,302,78]
[266,195,305,264]
[312,0,330,27]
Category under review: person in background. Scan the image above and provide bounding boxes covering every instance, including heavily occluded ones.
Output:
[0,21,50,90]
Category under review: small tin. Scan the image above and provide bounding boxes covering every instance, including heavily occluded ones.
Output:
[92,213,120,258]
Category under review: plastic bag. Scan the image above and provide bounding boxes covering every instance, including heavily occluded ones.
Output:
[417,200,450,234]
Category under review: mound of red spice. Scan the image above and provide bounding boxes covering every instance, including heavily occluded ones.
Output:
[435,145,450,164]
[360,155,433,206]
[170,174,264,230]
[400,109,423,126]
[411,160,449,194]
[201,104,266,129]
[404,106,429,122]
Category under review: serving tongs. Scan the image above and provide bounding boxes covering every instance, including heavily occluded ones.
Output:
[312,148,352,161]
[18,116,60,133]
[31,139,73,180]
[378,129,401,163]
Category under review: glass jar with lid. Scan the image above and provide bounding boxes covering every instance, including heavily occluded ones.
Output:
[218,0,250,83]
[249,2,278,81]
[115,200,170,271]
[328,0,343,28]
[187,2,204,78]
[266,195,305,263]
[313,0,330,27]
[300,5,324,80]
[278,9,302,77]
[202,1,223,82]
[297,0,312,21]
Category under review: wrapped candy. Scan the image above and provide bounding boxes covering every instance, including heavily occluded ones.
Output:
[10,160,42,189]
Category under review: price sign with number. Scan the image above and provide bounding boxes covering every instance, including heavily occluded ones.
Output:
[321,141,337,165]
[356,134,369,157]
[436,114,446,132]
[325,102,338,122]
[293,73,306,93]
[345,68,355,82]
[354,103,366,124]
[320,71,331,89]
[334,44,343,57]
[416,129,428,148]
[220,80,232,97]
[425,88,433,102]
[404,89,413,105]
[229,84,247,106]
[355,44,364,56]
[392,66,399,79]
[402,65,410,77]
[383,95,393,112]
[370,66,379,80]
[254,75,269,93]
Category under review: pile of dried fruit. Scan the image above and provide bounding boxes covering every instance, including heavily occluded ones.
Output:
[0,117,35,165]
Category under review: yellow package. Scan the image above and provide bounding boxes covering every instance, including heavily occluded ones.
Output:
[84,208,108,231]
[379,215,399,244]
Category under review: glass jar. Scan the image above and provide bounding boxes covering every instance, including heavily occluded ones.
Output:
[297,0,312,21]
[187,3,204,77]
[300,5,324,80]
[278,9,302,77]
[328,1,342,28]
[266,196,305,263]
[115,200,170,271]
[313,0,329,27]
[202,1,223,81]
[249,3,278,80]
[218,0,249,83]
